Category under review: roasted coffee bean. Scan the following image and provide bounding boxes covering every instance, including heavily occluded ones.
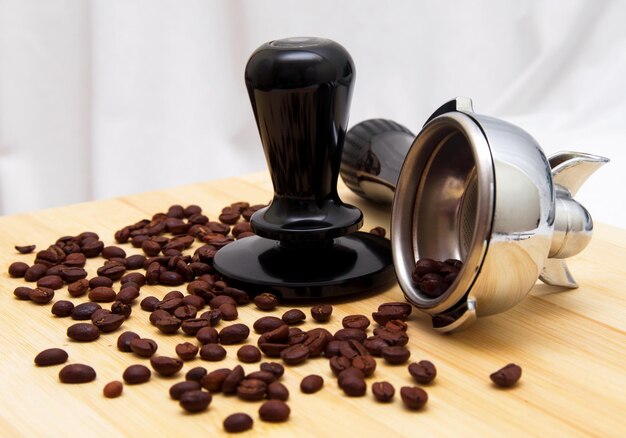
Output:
[381,345,411,365]
[372,302,413,325]
[67,323,100,342]
[150,356,183,376]
[8,262,29,278]
[263,381,288,402]
[29,287,55,304]
[183,204,202,217]
[201,309,222,327]
[15,244,36,254]
[111,301,132,318]
[372,381,395,402]
[236,379,267,401]
[149,309,171,326]
[253,293,279,311]
[338,340,367,360]
[209,294,236,309]
[180,390,211,413]
[385,319,408,332]
[232,221,252,237]
[89,276,114,289]
[124,254,147,270]
[140,296,160,311]
[227,288,249,306]
[342,314,370,330]
[129,338,158,357]
[166,204,184,218]
[219,324,250,345]
[103,381,123,398]
[375,328,409,347]
[253,317,285,334]
[340,376,367,397]
[400,386,428,410]
[258,342,288,358]
[123,364,151,384]
[64,253,86,267]
[337,367,365,385]
[219,207,240,225]
[102,246,126,260]
[200,344,227,361]
[310,304,333,322]
[169,381,201,400]
[408,360,437,384]
[180,318,210,336]
[223,413,254,433]
[222,365,245,394]
[173,304,197,321]
[51,300,74,317]
[260,362,285,379]
[363,336,389,356]
[34,348,68,366]
[490,363,522,388]
[155,297,183,313]
[88,286,117,302]
[59,364,96,384]
[195,325,218,344]
[67,279,89,297]
[324,340,345,357]
[334,328,367,343]
[121,272,146,287]
[93,313,125,332]
[413,258,441,277]
[175,342,199,361]
[45,265,63,276]
[116,287,139,305]
[96,261,126,280]
[352,354,377,377]
[24,263,48,282]
[219,303,238,321]
[300,375,323,394]
[186,279,211,295]
[369,226,386,237]
[280,344,309,365]
[158,270,184,286]
[242,204,266,221]
[90,308,111,322]
[245,371,276,385]
[163,291,185,302]
[258,400,290,423]
[235,345,261,363]
[58,267,88,283]
[282,309,306,325]
[186,366,208,383]
[117,331,140,352]
[71,302,102,320]
[155,316,182,334]
[418,273,447,297]
[201,368,230,392]
[181,294,205,309]
[329,356,353,376]
[13,286,33,300]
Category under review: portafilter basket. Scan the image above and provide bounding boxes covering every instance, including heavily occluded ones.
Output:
[341,97,609,332]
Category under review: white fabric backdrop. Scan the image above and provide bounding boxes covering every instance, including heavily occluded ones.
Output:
[1,0,625,227]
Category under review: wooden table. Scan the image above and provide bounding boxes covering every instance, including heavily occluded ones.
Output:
[0,172,624,437]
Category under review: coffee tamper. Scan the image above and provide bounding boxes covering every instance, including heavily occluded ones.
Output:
[214,37,394,299]
[341,97,609,331]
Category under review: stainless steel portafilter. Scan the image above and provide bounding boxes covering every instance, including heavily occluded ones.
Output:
[341,97,609,332]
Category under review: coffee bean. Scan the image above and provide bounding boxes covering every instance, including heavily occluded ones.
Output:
[24,263,48,282]
[381,345,411,365]
[115,287,139,305]
[311,304,333,322]
[34,348,68,366]
[8,262,29,277]
[282,309,306,325]
[363,336,388,356]
[408,360,437,384]
[418,273,447,297]
[245,371,276,386]
[71,302,102,320]
[102,245,126,260]
[178,318,208,336]
[375,328,409,347]
[15,244,36,254]
[242,204,266,221]
[59,267,88,283]
[329,356,352,376]
[59,364,96,384]
[253,316,285,334]
[372,381,395,402]
[372,302,412,325]
[352,354,377,377]
[93,313,125,332]
[253,293,279,311]
[181,294,205,309]
[258,400,290,422]
[280,344,309,365]
[300,375,323,394]
[265,381,289,402]
[123,364,151,384]
[169,381,201,400]
[490,363,522,388]
[400,386,428,410]
[180,390,211,413]
[385,319,408,332]
[200,343,226,361]
[222,365,245,394]
[223,413,253,433]
[342,314,370,330]
[337,367,365,385]
[219,324,250,345]
[103,381,123,398]
[129,338,158,357]
[121,271,146,286]
[117,331,140,352]
[67,323,100,342]
[201,368,230,392]
[97,261,126,280]
[237,345,261,363]
[340,376,367,397]
[186,366,208,383]
[193,325,217,344]
[339,340,367,359]
[369,226,386,237]
[124,254,147,270]
[88,286,117,302]
[28,287,55,304]
[150,356,183,377]
[155,297,183,313]
[175,342,199,361]
[158,270,184,286]
[149,309,170,326]
[89,276,113,289]
[13,286,33,300]
[51,300,74,317]
[334,328,367,343]
[140,296,160,311]
[173,304,197,321]
[68,279,89,297]
[155,316,182,334]
[234,379,265,401]
[90,308,111,323]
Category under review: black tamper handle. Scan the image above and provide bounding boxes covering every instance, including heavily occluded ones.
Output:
[245,37,363,243]
[341,119,415,204]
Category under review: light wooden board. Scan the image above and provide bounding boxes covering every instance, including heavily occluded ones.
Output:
[0,172,624,437]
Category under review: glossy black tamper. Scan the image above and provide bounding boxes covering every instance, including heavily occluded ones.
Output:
[213,37,394,299]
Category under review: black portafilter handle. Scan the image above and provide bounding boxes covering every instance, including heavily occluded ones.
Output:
[340,119,415,204]
[245,37,363,244]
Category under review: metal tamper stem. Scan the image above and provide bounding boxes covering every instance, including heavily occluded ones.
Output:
[341,97,609,332]
[213,37,394,299]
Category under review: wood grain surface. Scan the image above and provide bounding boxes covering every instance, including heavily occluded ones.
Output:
[0,172,624,437]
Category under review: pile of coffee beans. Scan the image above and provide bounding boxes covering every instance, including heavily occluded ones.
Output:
[9,202,522,433]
